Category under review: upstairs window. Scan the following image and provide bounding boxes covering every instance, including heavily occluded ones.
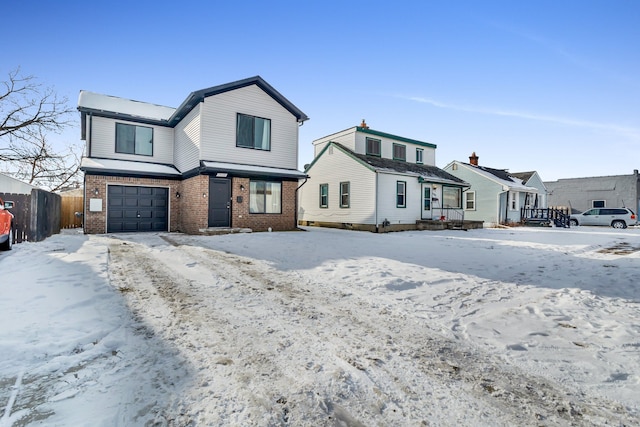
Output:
[115,123,153,156]
[319,184,328,208]
[340,182,350,208]
[366,138,381,156]
[393,143,406,161]
[416,148,424,164]
[592,200,605,208]
[237,113,271,150]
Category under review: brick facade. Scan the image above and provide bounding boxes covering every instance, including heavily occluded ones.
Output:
[231,178,298,231]
[84,175,181,234]
[84,174,299,234]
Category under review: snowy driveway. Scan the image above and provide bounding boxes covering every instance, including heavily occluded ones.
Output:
[1,226,639,426]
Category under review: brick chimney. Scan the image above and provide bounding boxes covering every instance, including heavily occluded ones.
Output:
[360,119,369,129]
[469,152,479,166]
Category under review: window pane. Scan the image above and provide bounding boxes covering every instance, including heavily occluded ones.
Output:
[250,181,265,213]
[366,138,380,156]
[416,149,423,163]
[393,144,406,161]
[443,187,461,208]
[424,187,431,210]
[255,118,271,150]
[320,184,328,207]
[135,126,153,155]
[340,182,349,207]
[265,182,281,213]
[397,181,406,207]
[237,114,254,148]
[116,123,135,154]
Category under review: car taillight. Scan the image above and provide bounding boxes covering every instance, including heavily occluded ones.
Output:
[632,214,637,219]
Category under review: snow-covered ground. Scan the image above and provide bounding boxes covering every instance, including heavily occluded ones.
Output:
[1,226,639,426]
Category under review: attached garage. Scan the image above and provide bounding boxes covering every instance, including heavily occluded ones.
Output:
[107,185,168,232]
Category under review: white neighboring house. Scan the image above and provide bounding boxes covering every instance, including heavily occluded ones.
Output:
[443,153,544,226]
[78,76,308,234]
[298,122,469,232]
[0,172,38,195]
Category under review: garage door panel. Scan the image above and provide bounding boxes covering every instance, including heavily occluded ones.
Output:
[107,185,168,233]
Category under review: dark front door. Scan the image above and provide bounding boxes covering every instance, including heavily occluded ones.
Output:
[107,185,168,233]
[208,177,231,227]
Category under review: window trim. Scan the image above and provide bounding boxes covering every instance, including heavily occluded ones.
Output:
[393,143,406,161]
[396,181,407,208]
[365,137,381,157]
[319,183,328,208]
[249,180,281,214]
[236,113,272,151]
[464,191,476,210]
[339,181,350,208]
[115,122,154,156]
[416,148,424,164]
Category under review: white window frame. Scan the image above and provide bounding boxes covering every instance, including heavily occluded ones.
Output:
[464,191,476,210]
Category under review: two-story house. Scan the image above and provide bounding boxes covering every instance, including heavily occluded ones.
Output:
[443,153,544,226]
[78,76,308,234]
[298,121,468,232]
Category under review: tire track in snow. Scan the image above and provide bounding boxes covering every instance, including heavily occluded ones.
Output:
[107,235,637,426]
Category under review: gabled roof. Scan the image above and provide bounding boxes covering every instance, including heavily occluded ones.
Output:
[78,76,308,127]
[309,142,468,186]
[510,171,536,183]
[450,161,537,192]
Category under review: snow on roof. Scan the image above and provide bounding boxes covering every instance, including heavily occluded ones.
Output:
[461,162,538,192]
[78,91,176,122]
[80,157,181,176]
[201,161,307,178]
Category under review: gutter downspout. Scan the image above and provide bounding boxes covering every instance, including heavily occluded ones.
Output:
[296,176,309,229]
[375,171,379,232]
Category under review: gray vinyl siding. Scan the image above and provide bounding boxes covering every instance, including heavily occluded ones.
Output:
[445,163,504,225]
[522,173,547,208]
[199,85,299,169]
[376,173,423,224]
[174,104,201,172]
[90,116,174,164]
[299,147,376,224]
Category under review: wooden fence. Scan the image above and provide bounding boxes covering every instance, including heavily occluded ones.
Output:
[61,196,84,229]
[0,189,61,243]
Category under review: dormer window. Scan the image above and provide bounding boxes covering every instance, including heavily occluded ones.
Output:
[366,137,381,156]
[416,148,424,164]
[393,143,406,161]
[237,113,271,150]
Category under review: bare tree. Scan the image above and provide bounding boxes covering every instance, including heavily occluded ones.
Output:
[0,68,81,191]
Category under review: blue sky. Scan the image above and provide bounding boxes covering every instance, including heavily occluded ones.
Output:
[3,0,639,181]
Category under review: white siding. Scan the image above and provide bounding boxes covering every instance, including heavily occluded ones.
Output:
[299,147,376,224]
[312,128,357,156]
[174,104,201,172]
[90,116,174,164]
[376,173,422,225]
[200,85,299,169]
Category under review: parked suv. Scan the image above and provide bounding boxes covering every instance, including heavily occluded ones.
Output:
[0,197,15,250]
[570,207,637,229]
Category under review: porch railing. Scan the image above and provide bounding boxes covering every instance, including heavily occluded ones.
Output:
[521,207,571,228]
